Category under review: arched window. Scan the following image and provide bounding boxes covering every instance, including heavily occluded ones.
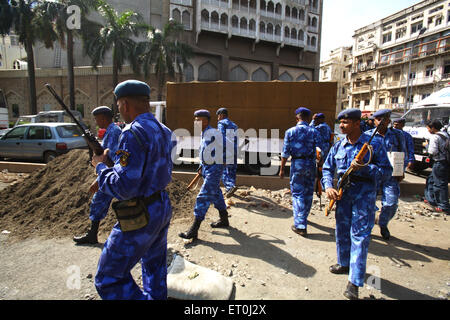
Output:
[249,19,256,31]
[259,21,266,33]
[220,13,228,26]
[312,17,318,27]
[232,0,239,9]
[313,0,318,8]
[240,17,248,29]
[198,61,219,82]
[240,0,248,9]
[183,63,194,82]
[231,15,239,28]
[182,10,191,29]
[311,36,317,46]
[172,9,181,24]
[230,65,249,81]
[284,26,290,38]
[285,6,290,17]
[279,71,293,82]
[296,73,310,81]
[267,23,273,34]
[267,1,274,13]
[252,67,269,81]
[211,11,219,24]
[260,0,266,11]
[291,28,297,39]
[299,9,305,21]
[298,29,304,41]
[292,7,298,19]
[249,0,257,10]
[275,24,281,36]
[201,9,209,23]
[275,3,282,15]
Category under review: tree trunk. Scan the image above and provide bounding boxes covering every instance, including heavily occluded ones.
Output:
[67,30,76,111]
[112,47,119,116]
[25,38,37,115]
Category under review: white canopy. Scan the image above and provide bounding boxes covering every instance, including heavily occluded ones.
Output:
[412,86,450,108]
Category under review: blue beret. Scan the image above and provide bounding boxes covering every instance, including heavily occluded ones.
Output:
[295,107,311,116]
[393,118,406,124]
[216,107,228,116]
[194,109,211,119]
[92,106,112,116]
[114,80,151,99]
[373,109,392,118]
[316,113,325,119]
[337,108,361,120]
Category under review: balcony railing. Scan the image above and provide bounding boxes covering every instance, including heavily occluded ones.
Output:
[379,35,450,67]
[201,0,227,8]
[260,33,281,43]
[172,0,192,5]
[260,10,282,20]
[352,85,371,93]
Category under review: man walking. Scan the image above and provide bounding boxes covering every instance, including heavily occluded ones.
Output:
[279,107,323,237]
[322,108,392,300]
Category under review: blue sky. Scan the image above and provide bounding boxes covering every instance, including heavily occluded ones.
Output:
[320,0,423,61]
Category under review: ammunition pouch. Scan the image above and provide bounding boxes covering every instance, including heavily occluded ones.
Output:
[112,191,162,232]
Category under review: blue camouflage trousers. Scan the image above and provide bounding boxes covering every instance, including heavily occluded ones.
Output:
[290,164,316,230]
[95,192,172,300]
[222,164,237,192]
[89,191,113,221]
[335,181,376,287]
[378,177,400,228]
[194,164,227,221]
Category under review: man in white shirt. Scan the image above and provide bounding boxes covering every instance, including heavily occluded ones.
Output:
[424,120,450,214]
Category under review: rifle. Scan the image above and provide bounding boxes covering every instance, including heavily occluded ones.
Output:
[325,123,381,217]
[45,83,113,167]
[315,149,323,210]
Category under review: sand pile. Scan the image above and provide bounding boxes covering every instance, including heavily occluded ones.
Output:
[0,149,197,240]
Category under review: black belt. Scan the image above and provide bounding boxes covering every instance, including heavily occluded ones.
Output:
[292,155,315,160]
[141,190,163,206]
[340,174,373,184]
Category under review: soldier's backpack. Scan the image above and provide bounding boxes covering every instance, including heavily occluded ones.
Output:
[435,132,450,163]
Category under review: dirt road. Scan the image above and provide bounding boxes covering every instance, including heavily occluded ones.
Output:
[1,178,449,300]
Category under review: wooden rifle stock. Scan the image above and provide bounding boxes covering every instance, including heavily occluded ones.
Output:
[325,124,381,217]
[187,172,202,191]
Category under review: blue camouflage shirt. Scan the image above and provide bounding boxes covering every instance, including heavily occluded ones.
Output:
[402,130,415,164]
[310,120,332,155]
[282,121,323,170]
[102,122,122,162]
[322,132,392,190]
[366,127,408,167]
[95,113,174,201]
[217,118,238,164]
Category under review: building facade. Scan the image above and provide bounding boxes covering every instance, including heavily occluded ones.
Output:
[0,34,27,71]
[320,46,352,115]
[349,0,450,113]
[0,0,323,127]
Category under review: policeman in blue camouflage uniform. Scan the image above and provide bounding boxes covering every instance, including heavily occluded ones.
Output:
[90,80,174,300]
[393,118,415,171]
[366,109,407,240]
[310,112,333,159]
[217,107,239,198]
[73,106,122,245]
[279,107,324,237]
[179,109,229,241]
[322,108,392,300]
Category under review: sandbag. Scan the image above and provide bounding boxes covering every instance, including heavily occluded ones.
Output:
[167,254,234,300]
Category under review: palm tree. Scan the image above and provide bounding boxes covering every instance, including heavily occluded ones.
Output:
[135,20,193,101]
[36,0,99,111]
[0,0,41,114]
[82,0,145,90]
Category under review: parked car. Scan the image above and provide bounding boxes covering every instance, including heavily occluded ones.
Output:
[0,123,88,163]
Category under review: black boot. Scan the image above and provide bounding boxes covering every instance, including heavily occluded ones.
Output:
[380,225,390,240]
[343,281,359,300]
[179,218,202,240]
[73,220,99,245]
[329,264,349,274]
[210,210,230,228]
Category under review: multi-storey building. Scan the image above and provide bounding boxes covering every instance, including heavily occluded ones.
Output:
[349,0,450,113]
[0,0,323,126]
[319,46,352,115]
[0,34,27,71]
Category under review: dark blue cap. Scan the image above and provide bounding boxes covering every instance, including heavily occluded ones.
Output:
[216,107,228,116]
[114,80,151,99]
[393,118,406,124]
[316,113,325,119]
[295,107,311,116]
[194,109,211,119]
[373,109,392,118]
[338,108,361,120]
[92,106,112,117]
